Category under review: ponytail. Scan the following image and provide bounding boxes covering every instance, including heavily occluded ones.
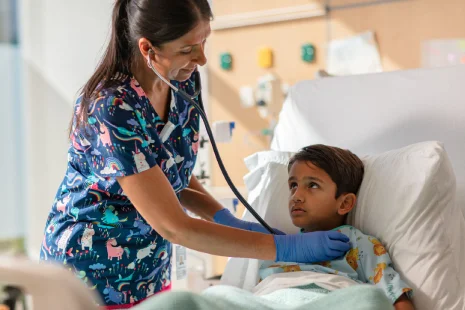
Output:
[73,0,132,133]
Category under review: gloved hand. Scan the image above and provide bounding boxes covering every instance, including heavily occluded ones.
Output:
[274,231,351,263]
[213,208,285,235]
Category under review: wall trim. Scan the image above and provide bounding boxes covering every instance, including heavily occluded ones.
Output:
[211,4,326,31]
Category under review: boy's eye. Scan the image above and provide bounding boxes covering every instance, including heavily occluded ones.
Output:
[308,182,319,189]
[289,182,297,189]
[180,49,193,54]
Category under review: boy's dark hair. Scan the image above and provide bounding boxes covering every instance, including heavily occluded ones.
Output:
[288,144,364,198]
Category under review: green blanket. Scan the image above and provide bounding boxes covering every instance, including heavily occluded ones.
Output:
[135,284,394,310]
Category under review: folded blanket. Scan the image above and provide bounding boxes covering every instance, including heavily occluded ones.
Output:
[252,271,360,296]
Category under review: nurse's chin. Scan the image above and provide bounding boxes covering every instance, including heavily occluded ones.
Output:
[175,74,191,82]
[175,69,195,82]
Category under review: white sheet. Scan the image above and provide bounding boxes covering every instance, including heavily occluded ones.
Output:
[252,272,359,296]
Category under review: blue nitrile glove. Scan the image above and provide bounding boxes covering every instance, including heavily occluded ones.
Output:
[274,231,351,263]
[213,208,285,235]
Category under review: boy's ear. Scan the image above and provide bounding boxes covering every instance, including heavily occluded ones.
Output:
[337,193,357,216]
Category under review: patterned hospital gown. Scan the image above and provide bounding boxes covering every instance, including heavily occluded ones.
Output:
[259,225,413,304]
[40,73,200,308]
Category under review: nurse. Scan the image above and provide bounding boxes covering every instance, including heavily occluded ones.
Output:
[40,0,350,308]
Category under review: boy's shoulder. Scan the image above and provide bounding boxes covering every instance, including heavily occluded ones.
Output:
[332,225,360,237]
[337,225,389,259]
[335,226,384,246]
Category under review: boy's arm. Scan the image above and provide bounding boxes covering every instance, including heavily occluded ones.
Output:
[354,230,414,305]
[394,294,415,310]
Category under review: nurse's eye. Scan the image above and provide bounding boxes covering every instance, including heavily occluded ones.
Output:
[180,48,193,55]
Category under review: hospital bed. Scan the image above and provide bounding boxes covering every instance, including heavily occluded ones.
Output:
[222,64,465,310]
[1,65,465,310]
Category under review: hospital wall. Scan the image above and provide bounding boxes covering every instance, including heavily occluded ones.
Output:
[18,0,114,258]
[0,44,23,241]
[208,0,465,189]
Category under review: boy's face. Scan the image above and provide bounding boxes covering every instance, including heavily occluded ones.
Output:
[288,160,351,232]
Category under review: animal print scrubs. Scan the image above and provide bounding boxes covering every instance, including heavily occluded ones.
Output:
[40,73,200,308]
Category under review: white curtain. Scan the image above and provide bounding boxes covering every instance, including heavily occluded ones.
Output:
[0,44,24,243]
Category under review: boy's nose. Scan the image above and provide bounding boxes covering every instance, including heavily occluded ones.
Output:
[292,190,305,203]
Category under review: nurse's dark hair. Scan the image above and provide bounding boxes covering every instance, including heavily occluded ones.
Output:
[288,145,364,198]
[72,0,213,133]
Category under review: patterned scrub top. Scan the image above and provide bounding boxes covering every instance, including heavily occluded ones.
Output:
[259,225,413,304]
[40,73,200,308]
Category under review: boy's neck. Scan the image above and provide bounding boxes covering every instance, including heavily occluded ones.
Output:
[301,217,346,233]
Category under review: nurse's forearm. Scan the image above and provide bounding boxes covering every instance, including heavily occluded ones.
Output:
[179,188,222,221]
[172,216,276,261]
[118,166,273,259]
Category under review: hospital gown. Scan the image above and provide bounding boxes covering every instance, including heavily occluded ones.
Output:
[259,225,413,304]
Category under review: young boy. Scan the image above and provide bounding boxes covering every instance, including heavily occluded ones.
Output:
[259,144,415,310]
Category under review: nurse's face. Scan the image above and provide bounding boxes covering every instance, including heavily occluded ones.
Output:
[141,20,210,82]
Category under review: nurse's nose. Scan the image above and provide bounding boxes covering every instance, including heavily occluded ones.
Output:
[194,43,207,66]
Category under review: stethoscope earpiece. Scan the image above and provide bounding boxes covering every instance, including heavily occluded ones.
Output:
[146,50,154,68]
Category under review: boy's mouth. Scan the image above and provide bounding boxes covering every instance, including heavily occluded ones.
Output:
[291,206,307,215]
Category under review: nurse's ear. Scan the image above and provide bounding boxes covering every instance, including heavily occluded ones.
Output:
[138,37,159,63]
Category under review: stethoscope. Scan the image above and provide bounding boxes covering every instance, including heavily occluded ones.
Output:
[147,50,276,234]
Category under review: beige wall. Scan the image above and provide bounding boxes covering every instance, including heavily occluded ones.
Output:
[213,0,314,15]
[208,0,465,188]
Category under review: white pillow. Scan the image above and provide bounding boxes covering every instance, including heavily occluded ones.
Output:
[237,141,465,310]
[243,151,298,235]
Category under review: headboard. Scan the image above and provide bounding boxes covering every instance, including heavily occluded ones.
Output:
[271,65,465,216]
